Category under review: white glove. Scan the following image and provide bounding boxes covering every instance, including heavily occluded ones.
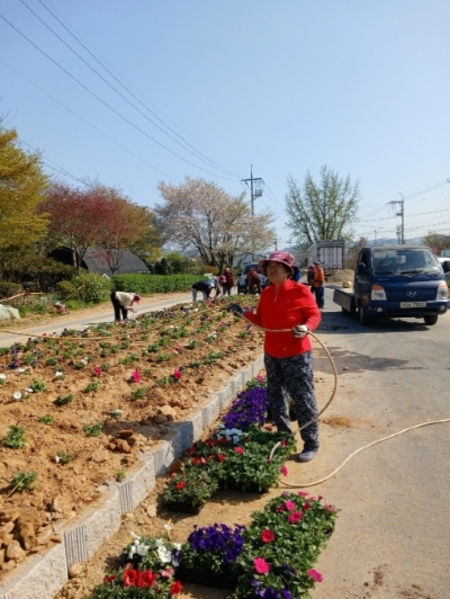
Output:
[293,325,309,339]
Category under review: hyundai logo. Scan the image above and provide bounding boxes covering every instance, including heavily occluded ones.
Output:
[406,291,419,298]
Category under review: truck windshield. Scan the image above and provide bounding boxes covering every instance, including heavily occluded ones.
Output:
[373,248,441,276]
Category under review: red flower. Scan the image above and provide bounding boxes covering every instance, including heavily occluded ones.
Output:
[288,510,303,524]
[235,446,244,454]
[199,457,207,465]
[172,369,182,380]
[325,504,336,513]
[303,502,312,511]
[140,570,157,587]
[123,569,138,587]
[170,580,183,594]
[253,557,270,574]
[131,370,141,383]
[217,453,226,462]
[280,465,288,476]
[104,574,117,584]
[93,366,102,377]
[261,529,275,543]
[175,481,186,490]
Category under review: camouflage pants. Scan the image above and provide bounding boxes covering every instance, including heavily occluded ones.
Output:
[264,351,319,449]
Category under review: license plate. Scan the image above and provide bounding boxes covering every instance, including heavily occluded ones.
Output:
[400,302,426,308]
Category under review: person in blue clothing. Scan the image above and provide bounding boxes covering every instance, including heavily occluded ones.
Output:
[292,265,301,282]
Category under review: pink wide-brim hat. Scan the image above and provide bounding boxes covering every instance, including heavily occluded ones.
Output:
[258,251,295,276]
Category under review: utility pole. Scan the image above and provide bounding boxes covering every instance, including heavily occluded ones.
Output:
[389,193,404,244]
[242,165,264,260]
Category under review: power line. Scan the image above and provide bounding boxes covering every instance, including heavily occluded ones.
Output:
[0,59,173,181]
[0,12,237,180]
[20,0,242,180]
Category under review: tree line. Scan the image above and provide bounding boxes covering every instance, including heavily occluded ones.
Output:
[9,118,443,294]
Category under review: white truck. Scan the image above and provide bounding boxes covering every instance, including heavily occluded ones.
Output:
[307,240,346,276]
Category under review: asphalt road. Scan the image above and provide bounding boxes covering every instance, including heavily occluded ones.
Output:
[309,287,450,599]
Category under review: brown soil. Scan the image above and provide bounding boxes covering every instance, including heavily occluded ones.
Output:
[0,294,265,580]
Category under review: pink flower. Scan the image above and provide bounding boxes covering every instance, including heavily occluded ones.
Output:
[172,369,182,380]
[284,501,296,511]
[325,504,336,513]
[131,370,141,383]
[253,557,270,574]
[308,569,323,583]
[288,511,303,524]
[235,446,244,454]
[94,366,102,377]
[280,465,288,476]
[261,529,275,543]
[161,567,174,578]
[298,491,309,497]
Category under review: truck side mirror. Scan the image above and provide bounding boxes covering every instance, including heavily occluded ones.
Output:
[357,264,368,276]
[443,261,450,273]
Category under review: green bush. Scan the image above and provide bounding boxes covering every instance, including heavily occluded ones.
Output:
[57,272,111,304]
[111,274,200,294]
[0,279,22,299]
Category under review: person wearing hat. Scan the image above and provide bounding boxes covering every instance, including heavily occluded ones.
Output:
[312,261,325,309]
[228,251,321,462]
[110,291,142,322]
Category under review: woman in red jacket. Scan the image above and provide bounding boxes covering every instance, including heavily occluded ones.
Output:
[229,251,321,462]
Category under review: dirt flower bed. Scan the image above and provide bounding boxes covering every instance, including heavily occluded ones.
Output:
[0,296,264,577]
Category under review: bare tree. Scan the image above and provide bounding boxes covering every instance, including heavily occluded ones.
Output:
[155,177,274,270]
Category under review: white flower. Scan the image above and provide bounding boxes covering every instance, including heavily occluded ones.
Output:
[173,542,182,551]
[163,523,173,533]
[26,387,34,393]
[0,374,6,380]
[136,542,149,556]
[17,368,28,373]
[81,357,89,365]
[13,391,22,400]
[54,455,61,464]
[128,545,136,559]
[157,545,172,564]
[55,371,64,377]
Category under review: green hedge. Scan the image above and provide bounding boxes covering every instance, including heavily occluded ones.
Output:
[56,272,112,304]
[111,274,203,294]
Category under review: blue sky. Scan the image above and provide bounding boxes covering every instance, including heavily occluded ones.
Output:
[1,0,449,249]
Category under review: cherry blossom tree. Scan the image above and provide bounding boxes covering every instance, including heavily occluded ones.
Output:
[155,177,274,270]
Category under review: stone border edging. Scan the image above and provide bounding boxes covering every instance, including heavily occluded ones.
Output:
[0,354,264,599]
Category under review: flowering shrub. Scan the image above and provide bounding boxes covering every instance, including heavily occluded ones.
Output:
[88,566,183,598]
[88,530,183,598]
[163,460,219,510]
[122,531,181,574]
[186,426,296,493]
[221,386,268,430]
[229,491,338,599]
[180,523,246,574]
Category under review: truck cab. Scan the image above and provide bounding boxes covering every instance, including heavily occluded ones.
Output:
[334,245,448,326]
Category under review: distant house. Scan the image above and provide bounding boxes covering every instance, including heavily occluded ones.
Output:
[49,247,149,277]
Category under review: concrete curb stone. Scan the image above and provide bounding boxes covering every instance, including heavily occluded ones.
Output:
[0,355,263,599]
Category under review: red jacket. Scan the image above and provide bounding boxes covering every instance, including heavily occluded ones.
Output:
[244,279,321,358]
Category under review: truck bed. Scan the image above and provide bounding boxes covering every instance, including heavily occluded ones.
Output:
[332,286,355,312]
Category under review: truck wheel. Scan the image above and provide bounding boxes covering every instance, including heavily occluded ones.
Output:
[424,315,438,326]
[358,303,371,326]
